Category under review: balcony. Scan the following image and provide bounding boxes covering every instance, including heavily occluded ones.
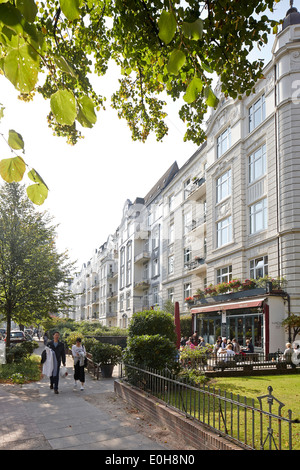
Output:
[107,290,117,299]
[186,176,206,201]
[184,256,206,275]
[134,251,151,263]
[185,215,206,234]
[134,279,150,290]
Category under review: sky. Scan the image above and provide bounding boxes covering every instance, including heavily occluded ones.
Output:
[0,1,290,271]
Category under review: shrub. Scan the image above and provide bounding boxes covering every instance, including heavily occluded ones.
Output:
[83,337,99,353]
[64,331,84,349]
[6,341,39,364]
[123,334,177,370]
[91,342,122,365]
[129,310,176,343]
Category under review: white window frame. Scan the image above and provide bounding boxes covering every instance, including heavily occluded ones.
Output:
[249,144,266,183]
[216,169,231,203]
[216,265,232,284]
[184,247,192,265]
[249,198,267,234]
[184,282,192,300]
[168,288,174,303]
[249,94,266,132]
[217,216,232,247]
[217,127,231,158]
[250,256,268,279]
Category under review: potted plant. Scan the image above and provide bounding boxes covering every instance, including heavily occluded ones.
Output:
[91,342,122,378]
[193,289,205,299]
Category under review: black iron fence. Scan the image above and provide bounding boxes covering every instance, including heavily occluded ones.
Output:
[121,364,299,450]
[180,351,300,373]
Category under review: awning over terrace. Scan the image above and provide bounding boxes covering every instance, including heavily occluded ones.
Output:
[190,297,267,314]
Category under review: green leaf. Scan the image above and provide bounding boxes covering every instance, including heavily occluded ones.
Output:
[50,89,77,126]
[26,183,48,205]
[182,19,203,41]
[76,95,97,128]
[201,61,214,74]
[28,168,49,189]
[183,77,203,104]
[0,156,26,182]
[8,129,24,150]
[53,56,77,78]
[0,3,23,35]
[4,45,39,92]
[158,10,177,45]
[59,0,82,21]
[204,86,219,107]
[16,0,38,23]
[167,49,186,75]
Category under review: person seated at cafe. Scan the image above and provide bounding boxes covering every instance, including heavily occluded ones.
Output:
[283,343,296,368]
[225,344,236,361]
[232,338,241,354]
[244,339,254,353]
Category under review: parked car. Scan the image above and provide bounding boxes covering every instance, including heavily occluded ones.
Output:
[9,331,26,344]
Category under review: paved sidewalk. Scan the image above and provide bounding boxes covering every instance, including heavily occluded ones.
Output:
[0,342,167,451]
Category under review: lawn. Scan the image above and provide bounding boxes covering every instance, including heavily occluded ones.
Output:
[205,374,300,450]
[151,372,300,450]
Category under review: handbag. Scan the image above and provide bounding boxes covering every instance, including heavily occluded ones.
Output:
[60,365,68,378]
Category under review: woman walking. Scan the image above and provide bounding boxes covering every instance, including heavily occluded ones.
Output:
[72,337,86,391]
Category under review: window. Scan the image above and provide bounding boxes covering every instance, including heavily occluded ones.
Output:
[249,144,266,183]
[217,127,231,158]
[153,258,159,277]
[216,169,231,203]
[120,294,124,311]
[250,198,267,234]
[183,210,192,235]
[217,265,232,284]
[168,288,174,303]
[169,194,175,212]
[153,286,159,305]
[217,216,232,247]
[168,255,174,274]
[249,94,266,132]
[184,283,192,300]
[169,223,174,244]
[184,178,191,199]
[126,291,131,309]
[152,226,159,249]
[184,247,192,265]
[250,256,268,279]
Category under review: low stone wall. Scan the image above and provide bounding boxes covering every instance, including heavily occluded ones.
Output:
[114,380,243,451]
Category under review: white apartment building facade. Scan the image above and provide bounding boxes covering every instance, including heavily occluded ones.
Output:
[69,6,300,352]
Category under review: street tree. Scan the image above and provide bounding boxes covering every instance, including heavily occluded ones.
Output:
[0,182,75,347]
[0,0,280,202]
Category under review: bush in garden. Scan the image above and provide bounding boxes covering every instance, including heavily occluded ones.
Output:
[128,310,176,342]
[91,342,122,365]
[83,337,99,353]
[123,334,177,370]
[6,340,39,363]
[64,331,84,349]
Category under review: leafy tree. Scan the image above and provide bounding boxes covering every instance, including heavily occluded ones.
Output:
[0,182,74,347]
[0,0,280,202]
[282,314,300,343]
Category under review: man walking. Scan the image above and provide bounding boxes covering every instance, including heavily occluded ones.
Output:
[48,331,66,394]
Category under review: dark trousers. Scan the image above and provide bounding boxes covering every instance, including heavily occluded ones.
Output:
[74,362,85,383]
[50,365,60,390]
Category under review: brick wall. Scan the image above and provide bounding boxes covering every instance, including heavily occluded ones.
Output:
[114,380,243,451]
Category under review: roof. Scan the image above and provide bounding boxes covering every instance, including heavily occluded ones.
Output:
[143,161,179,206]
[282,3,300,30]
